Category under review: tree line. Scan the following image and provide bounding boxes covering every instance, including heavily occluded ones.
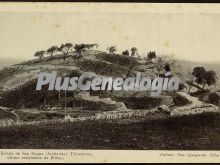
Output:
[35,43,159,61]
[34,43,99,61]
[107,46,140,58]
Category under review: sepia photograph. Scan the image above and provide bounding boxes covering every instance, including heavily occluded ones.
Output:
[0,2,220,163]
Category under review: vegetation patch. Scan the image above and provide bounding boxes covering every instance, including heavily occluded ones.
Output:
[90,90,158,110]
[113,96,161,110]
[190,90,210,98]
[191,91,220,106]
[158,112,220,129]
[95,53,138,67]
[206,92,220,106]
[0,70,83,109]
[0,67,21,81]
[77,59,127,76]
[67,99,117,111]
[0,112,220,149]
[17,111,65,122]
[0,80,57,108]
[172,94,191,107]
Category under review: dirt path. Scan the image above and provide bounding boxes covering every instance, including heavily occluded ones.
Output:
[171,92,219,116]
[178,91,204,107]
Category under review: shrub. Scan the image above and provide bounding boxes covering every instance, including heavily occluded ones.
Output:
[173,94,191,107]
[207,93,220,106]
[113,96,161,110]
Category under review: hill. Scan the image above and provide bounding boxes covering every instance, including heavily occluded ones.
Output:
[0,58,22,70]
[0,50,219,150]
[0,50,218,124]
[0,51,171,109]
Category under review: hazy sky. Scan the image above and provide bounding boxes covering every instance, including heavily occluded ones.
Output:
[0,11,220,62]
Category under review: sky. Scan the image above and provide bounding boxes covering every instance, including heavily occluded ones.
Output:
[0,8,220,62]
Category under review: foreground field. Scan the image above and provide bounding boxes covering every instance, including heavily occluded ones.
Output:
[0,112,220,150]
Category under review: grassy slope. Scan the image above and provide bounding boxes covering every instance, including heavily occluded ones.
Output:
[0,112,220,149]
[0,52,154,109]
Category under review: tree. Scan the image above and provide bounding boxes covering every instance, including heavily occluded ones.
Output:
[59,43,73,61]
[47,46,59,58]
[147,51,156,60]
[192,67,217,89]
[164,63,172,77]
[34,50,45,61]
[192,67,206,87]
[130,47,138,57]
[204,70,217,88]
[74,44,99,58]
[74,44,85,58]
[107,46,117,54]
[164,63,171,72]
[122,50,129,56]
